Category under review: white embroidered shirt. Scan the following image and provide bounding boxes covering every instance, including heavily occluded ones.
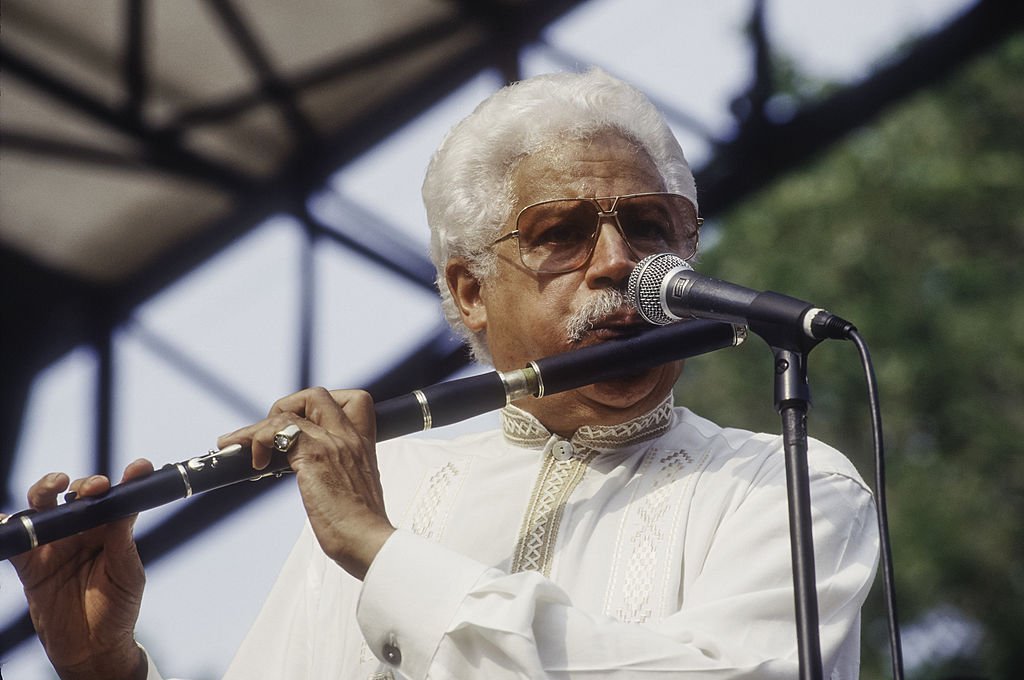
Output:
[147,400,878,679]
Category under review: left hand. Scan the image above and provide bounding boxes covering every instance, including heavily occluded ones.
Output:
[218,387,395,580]
[5,462,153,680]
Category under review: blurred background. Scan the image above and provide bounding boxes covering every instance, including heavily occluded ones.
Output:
[1,1,1021,678]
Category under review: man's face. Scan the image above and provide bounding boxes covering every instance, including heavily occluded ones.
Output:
[446,131,686,433]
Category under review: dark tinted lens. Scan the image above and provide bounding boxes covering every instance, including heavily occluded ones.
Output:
[617,194,698,258]
[516,200,599,272]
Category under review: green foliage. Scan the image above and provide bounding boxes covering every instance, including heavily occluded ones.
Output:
[679,35,1024,680]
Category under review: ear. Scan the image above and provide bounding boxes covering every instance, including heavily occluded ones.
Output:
[445,258,488,333]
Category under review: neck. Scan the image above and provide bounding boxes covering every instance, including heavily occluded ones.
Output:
[514,381,674,438]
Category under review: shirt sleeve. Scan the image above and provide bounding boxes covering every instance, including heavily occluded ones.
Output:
[356,451,879,680]
[140,643,164,680]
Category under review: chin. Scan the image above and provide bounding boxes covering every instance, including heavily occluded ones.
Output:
[578,368,674,412]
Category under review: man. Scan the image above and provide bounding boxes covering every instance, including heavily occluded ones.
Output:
[8,69,879,679]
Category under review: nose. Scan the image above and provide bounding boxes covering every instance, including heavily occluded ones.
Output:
[584,218,636,288]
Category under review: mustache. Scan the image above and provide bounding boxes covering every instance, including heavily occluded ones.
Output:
[565,289,631,343]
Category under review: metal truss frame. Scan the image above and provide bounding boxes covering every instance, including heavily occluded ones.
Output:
[0,0,1019,656]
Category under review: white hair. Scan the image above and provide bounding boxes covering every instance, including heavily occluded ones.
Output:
[422,69,697,363]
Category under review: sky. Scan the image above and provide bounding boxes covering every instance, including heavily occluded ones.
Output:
[0,1,972,677]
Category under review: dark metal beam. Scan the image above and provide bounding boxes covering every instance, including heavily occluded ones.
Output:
[125,322,267,420]
[695,0,1024,214]
[295,208,317,391]
[738,0,773,131]
[0,43,256,194]
[0,130,199,180]
[206,0,319,146]
[308,193,438,291]
[451,0,525,84]
[533,39,722,143]
[0,247,107,508]
[122,0,148,122]
[166,13,463,130]
[94,308,115,480]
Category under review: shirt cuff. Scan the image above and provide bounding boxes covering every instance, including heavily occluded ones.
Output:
[137,642,164,680]
[357,529,492,680]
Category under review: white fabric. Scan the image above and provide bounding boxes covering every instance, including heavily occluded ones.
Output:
[147,404,878,679]
[139,643,162,679]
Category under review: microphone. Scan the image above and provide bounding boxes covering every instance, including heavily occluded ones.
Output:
[627,253,855,342]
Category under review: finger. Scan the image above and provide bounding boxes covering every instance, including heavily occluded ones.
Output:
[216,422,262,450]
[220,387,364,471]
[273,388,378,451]
[270,387,350,433]
[252,416,294,470]
[216,415,295,471]
[262,388,353,467]
[272,390,378,480]
[329,390,377,444]
[267,388,313,418]
[120,458,155,483]
[26,472,71,511]
[70,459,154,506]
[216,396,307,449]
[329,390,381,481]
[67,474,114,500]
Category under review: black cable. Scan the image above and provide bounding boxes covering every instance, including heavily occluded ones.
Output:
[848,329,905,680]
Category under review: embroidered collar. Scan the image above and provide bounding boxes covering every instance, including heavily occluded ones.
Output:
[500,394,675,450]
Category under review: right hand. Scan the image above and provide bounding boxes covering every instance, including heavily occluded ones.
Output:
[4,460,153,680]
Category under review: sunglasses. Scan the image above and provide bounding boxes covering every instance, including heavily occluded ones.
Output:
[491,192,701,274]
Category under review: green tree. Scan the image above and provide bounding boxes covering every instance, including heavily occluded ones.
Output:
[680,34,1024,680]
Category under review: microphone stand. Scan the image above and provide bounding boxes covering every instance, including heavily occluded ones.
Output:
[773,347,823,680]
[751,321,826,680]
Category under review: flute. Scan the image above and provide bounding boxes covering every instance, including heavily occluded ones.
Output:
[0,320,743,561]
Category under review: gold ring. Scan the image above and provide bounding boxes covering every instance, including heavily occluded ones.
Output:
[273,423,301,452]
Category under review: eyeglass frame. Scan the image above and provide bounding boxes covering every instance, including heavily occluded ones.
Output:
[489,191,703,274]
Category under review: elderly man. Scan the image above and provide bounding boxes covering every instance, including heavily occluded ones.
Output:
[9,70,878,679]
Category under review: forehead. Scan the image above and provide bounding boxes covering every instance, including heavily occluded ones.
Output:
[509,132,665,209]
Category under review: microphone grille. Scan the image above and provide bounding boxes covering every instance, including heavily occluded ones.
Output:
[627,253,692,326]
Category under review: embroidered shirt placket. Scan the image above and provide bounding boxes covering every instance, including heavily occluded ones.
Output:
[503,399,675,577]
[511,438,597,575]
